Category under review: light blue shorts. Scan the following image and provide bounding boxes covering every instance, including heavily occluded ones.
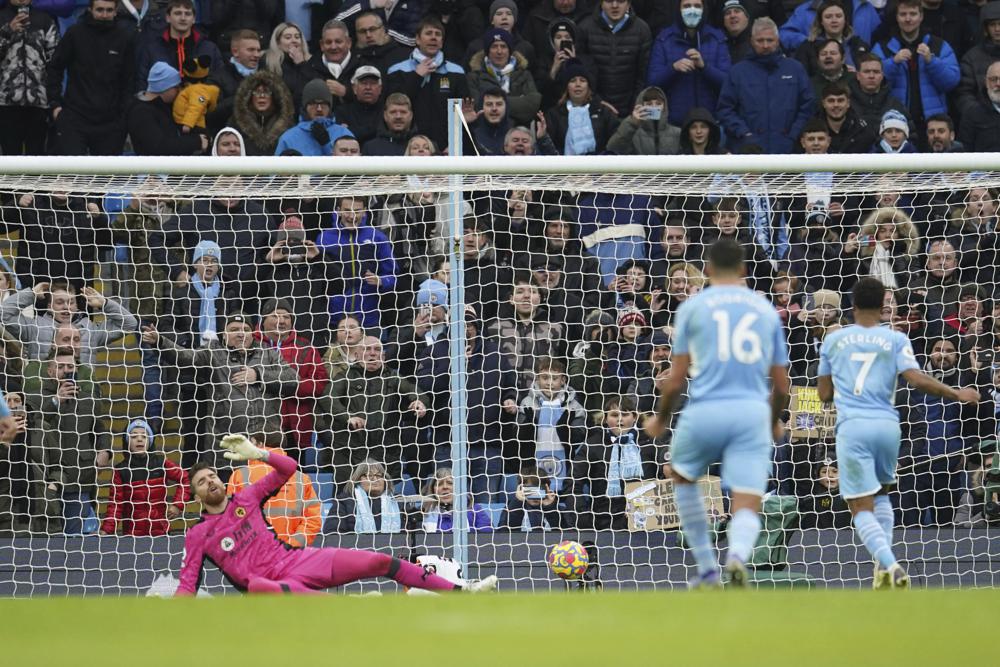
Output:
[835,418,901,500]
[671,400,772,495]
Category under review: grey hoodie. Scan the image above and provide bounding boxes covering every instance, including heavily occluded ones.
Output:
[606,86,682,155]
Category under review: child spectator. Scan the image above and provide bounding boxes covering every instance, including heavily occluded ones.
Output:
[172,55,219,133]
[605,307,649,395]
[797,455,852,529]
[417,467,494,532]
[500,462,564,530]
[100,419,188,537]
[324,459,404,534]
[871,109,916,153]
[770,271,803,326]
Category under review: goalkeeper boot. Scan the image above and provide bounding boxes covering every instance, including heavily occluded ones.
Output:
[872,563,892,590]
[689,569,722,590]
[888,564,910,590]
[467,575,499,593]
[723,557,749,589]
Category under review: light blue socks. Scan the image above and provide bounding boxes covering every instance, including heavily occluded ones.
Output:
[674,483,717,576]
[726,508,762,565]
[854,510,897,570]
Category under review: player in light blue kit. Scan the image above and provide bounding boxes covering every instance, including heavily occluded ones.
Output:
[817,277,979,589]
[646,239,790,588]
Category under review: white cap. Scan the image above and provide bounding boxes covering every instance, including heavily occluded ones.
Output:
[351,65,382,83]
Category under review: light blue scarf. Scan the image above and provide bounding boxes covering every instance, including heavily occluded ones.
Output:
[879,138,907,153]
[747,192,789,262]
[565,102,596,156]
[190,274,220,344]
[601,10,630,33]
[484,56,516,92]
[411,48,445,86]
[230,57,257,78]
[607,429,643,496]
[353,486,401,533]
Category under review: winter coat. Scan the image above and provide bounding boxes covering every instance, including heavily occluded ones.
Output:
[136,28,222,94]
[208,60,249,129]
[361,120,417,156]
[0,6,58,107]
[716,51,815,154]
[303,52,359,109]
[464,33,536,71]
[822,108,877,154]
[840,206,920,290]
[607,86,682,155]
[110,199,178,320]
[873,33,960,121]
[253,329,329,448]
[486,313,565,390]
[545,94,621,154]
[335,98,383,145]
[958,98,1000,152]
[516,383,589,464]
[45,13,137,122]
[678,105,723,154]
[335,0,428,46]
[158,280,232,349]
[127,95,206,155]
[316,217,397,329]
[522,0,593,65]
[255,260,338,347]
[469,113,511,156]
[173,81,219,129]
[229,70,295,155]
[355,39,412,78]
[386,50,469,149]
[847,77,909,130]
[101,453,188,536]
[466,51,541,126]
[261,53,315,114]
[26,377,104,494]
[274,115,354,156]
[646,21,731,125]
[573,426,658,529]
[779,0,882,51]
[575,8,652,116]
[209,0,280,48]
[955,2,1000,117]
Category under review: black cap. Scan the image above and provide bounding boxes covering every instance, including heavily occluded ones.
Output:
[226,313,250,328]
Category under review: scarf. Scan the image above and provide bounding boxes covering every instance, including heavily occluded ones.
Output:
[601,10,629,33]
[353,486,401,533]
[484,57,516,92]
[923,357,958,382]
[879,138,907,153]
[230,57,257,77]
[411,48,445,86]
[324,52,352,79]
[747,191,789,262]
[191,273,220,346]
[535,396,565,456]
[120,0,148,23]
[869,242,897,288]
[607,428,643,496]
[565,102,596,156]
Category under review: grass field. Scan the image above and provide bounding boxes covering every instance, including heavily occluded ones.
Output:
[1,588,996,666]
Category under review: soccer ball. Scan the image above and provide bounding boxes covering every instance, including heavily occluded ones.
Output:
[547,540,589,580]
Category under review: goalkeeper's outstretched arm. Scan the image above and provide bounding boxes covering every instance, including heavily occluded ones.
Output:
[220,434,299,505]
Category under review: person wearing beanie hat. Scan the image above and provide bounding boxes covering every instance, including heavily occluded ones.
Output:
[608,84,683,155]
[721,0,752,63]
[872,109,916,153]
[544,57,619,155]
[127,61,209,156]
[100,418,190,537]
[467,28,542,126]
[173,55,222,132]
[274,78,354,156]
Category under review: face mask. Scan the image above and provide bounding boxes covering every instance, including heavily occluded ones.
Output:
[681,6,702,27]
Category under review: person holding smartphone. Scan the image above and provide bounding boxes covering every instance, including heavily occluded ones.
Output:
[607,86,682,154]
[0,0,58,155]
[500,463,564,530]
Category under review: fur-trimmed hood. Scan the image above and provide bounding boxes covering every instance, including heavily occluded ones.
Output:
[858,206,921,256]
[231,70,295,155]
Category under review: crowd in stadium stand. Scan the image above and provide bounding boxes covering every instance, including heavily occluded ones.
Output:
[0,0,998,537]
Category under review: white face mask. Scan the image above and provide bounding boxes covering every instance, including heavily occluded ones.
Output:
[681,6,702,27]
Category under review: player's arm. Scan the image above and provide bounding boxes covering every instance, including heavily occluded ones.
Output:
[219,434,298,503]
[175,533,206,597]
[817,375,834,403]
[901,369,980,404]
[646,353,689,438]
[770,364,791,440]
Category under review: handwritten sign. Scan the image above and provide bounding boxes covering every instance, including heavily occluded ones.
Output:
[788,385,837,440]
[624,477,724,531]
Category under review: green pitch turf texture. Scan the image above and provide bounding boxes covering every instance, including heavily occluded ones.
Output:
[1,588,994,666]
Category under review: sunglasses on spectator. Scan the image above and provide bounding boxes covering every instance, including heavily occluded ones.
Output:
[252,90,272,98]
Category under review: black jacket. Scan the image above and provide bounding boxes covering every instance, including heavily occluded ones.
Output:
[848,78,909,131]
[159,281,232,349]
[45,14,136,122]
[361,120,417,156]
[209,0,280,46]
[958,99,1000,152]
[545,94,620,154]
[207,60,249,132]
[575,9,651,116]
[336,98,384,145]
[126,96,205,156]
[355,40,412,77]
[304,52,359,109]
[822,108,877,154]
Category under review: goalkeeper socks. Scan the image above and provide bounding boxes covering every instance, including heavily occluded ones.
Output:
[874,495,895,545]
[389,557,460,591]
[674,482,717,576]
[725,508,762,565]
[854,510,897,570]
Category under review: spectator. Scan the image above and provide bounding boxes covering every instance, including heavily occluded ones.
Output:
[99,419,188,536]
[780,0,881,52]
[211,126,244,155]
[871,108,917,152]
[171,55,220,134]
[0,390,35,534]
[305,19,357,110]
[717,17,815,154]
[208,30,260,129]
[771,271,803,326]
[263,21,314,110]
[209,0,279,54]
[841,206,921,290]
[650,221,700,281]
[572,395,656,529]
[226,434,322,547]
[274,78,354,156]
[143,313,298,476]
[934,283,988,344]
[925,112,964,152]
[794,0,870,74]
[254,298,329,460]
[817,82,877,153]
[576,0,652,117]
[955,0,1000,118]
[499,462,565,530]
[523,0,591,66]
[503,123,558,156]
[872,0,960,132]
[0,0,59,155]
[605,307,649,393]
[487,273,565,391]
[324,459,404,534]
[808,38,852,100]
[386,16,469,150]
[849,52,910,130]
[361,91,416,155]
[607,86,680,155]
[788,288,844,382]
[335,66,384,145]
[2,282,137,367]
[957,60,1000,151]
[678,106,723,154]
[335,0,430,47]
[332,134,361,155]
[626,328,672,415]
[352,11,410,76]
[954,439,998,528]
[317,195,397,330]
[46,0,136,155]
[155,239,232,350]
[461,215,513,325]
[118,0,166,36]
[464,0,534,68]
[722,0,752,64]
[127,62,209,155]
[533,18,596,109]
[323,314,364,380]
[910,238,961,322]
[797,456,852,528]
[467,28,541,126]
[545,60,619,154]
[699,197,774,292]
[788,207,849,293]
[920,0,974,59]
[647,0,731,126]
[417,467,494,532]
[469,87,513,155]
[230,70,296,155]
[136,0,221,92]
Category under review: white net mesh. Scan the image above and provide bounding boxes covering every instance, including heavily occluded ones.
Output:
[1,163,999,595]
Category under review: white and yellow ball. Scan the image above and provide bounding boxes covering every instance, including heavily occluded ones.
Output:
[547,540,589,580]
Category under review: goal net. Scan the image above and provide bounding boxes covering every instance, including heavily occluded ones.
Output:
[0,155,998,595]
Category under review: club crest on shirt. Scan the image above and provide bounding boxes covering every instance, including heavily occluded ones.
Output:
[220,537,235,552]
[439,77,450,91]
[235,507,246,518]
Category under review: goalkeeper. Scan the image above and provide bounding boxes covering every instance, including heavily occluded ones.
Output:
[176,435,497,596]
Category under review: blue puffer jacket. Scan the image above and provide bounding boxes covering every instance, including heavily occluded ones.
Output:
[779,0,882,51]
[716,51,815,154]
[274,116,354,156]
[646,22,731,126]
[872,33,960,120]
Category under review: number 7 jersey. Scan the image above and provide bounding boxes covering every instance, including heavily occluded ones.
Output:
[817,324,920,423]
[673,285,788,405]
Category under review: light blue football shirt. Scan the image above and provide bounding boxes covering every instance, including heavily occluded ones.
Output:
[818,324,920,423]
[672,284,788,405]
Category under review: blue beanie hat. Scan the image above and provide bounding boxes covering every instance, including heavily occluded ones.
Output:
[192,239,222,264]
[416,279,449,309]
[484,28,515,53]
[124,418,155,448]
[879,109,909,138]
[147,62,182,94]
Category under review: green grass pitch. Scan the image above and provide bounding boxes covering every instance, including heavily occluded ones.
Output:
[1,588,995,666]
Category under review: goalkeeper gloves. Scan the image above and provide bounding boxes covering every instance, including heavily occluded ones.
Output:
[220,434,267,462]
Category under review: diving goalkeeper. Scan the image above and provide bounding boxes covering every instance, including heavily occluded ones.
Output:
[176,435,497,595]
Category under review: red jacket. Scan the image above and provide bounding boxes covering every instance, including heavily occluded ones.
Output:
[254,329,329,444]
[102,455,188,536]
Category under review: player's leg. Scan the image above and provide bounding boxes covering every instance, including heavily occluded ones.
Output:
[247,576,317,594]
